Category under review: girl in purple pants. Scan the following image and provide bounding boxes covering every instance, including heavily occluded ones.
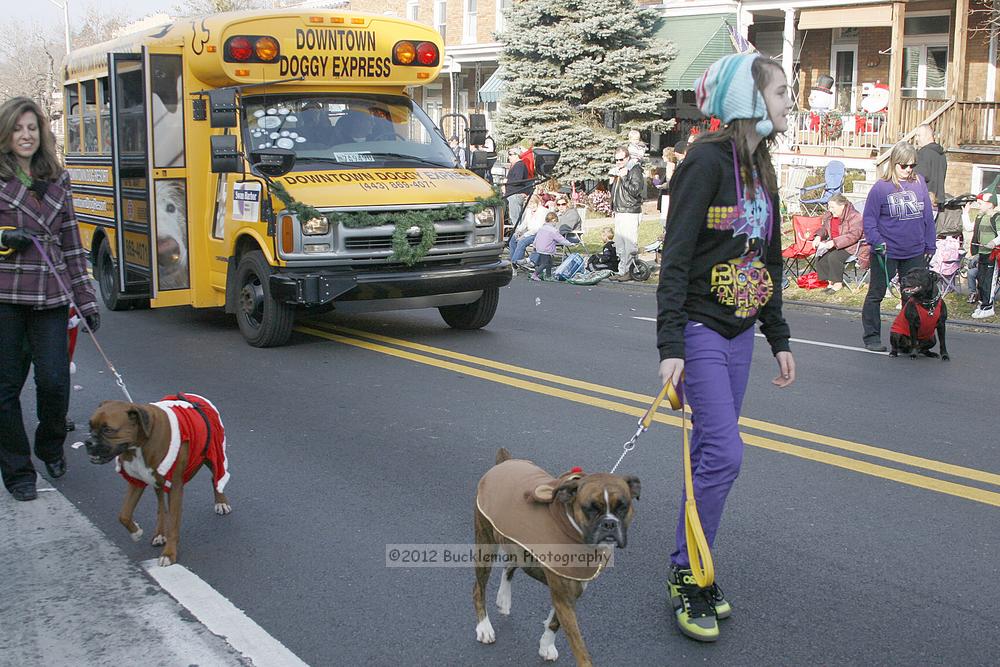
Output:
[656,53,797,642]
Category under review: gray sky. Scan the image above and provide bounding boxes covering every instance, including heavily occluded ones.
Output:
[9,0,178,32]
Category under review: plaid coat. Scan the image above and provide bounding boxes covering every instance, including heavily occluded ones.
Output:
[0,171,97,315]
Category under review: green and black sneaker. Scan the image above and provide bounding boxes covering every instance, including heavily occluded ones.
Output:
[667,566,719,642]
[708,582,731,620]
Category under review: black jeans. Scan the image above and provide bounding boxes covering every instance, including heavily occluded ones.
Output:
[862,254,925,344]
[977,254,996,308]
[0,304,70,491]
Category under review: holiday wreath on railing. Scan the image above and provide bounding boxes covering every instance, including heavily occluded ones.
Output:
[268,181,505,266]
[820,112,844,142]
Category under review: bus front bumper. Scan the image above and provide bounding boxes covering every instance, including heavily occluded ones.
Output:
[268,259,512,307]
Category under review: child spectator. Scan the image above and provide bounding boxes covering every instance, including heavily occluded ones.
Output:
[587,226,620,271]
[531,212,574,281]
[970,180,1000,318]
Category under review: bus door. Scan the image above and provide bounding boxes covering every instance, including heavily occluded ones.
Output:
[145,46,192,306]
[108,53,153,300]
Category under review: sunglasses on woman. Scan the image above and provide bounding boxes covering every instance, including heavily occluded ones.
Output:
[899,163,917,170]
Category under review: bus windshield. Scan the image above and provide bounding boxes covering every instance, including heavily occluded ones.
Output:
[242,93,457,169]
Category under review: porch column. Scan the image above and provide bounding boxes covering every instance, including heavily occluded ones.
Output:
[950,0,969,100]
[783,8,796,87]
[887,1,906,141]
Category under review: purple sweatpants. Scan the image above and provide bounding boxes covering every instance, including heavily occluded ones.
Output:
[670,322,755,568]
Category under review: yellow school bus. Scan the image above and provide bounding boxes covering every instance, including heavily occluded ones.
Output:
[62,10,509,346]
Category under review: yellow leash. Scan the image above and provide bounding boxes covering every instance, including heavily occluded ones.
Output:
[0,226,14,256]
[611,378,714,588]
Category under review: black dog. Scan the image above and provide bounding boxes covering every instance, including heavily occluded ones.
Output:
[889,267,949,360]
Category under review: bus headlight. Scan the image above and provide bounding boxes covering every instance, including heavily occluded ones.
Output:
[475,208,496,227]
[302,217,330,235]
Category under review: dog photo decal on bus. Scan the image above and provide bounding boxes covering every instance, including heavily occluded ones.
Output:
[154,179,190,290]
[151,55,185,169]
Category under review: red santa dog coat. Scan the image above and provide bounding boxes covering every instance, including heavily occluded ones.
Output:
[117,393,230,493]
[890,300,942,340]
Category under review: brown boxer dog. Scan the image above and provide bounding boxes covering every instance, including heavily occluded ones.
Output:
[473,448,639,667]
[84,395,231,566]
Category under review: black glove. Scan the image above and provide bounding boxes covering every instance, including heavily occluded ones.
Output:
[0,228,33,251]
[84,312,100,333]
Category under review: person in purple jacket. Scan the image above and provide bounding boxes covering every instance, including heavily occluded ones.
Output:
[0,97,100,501]
[861,141,937,352]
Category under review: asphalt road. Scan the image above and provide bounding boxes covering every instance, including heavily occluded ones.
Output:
[50,277,1000,666]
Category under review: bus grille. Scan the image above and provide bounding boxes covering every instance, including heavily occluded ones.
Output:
[344,231,469,251]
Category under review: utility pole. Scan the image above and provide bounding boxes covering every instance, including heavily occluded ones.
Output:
[48,0,71,54]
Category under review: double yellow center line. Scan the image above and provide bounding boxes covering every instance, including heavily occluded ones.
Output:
[298,321,1000,508]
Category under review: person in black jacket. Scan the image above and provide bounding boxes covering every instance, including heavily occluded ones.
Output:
[504,147,534,231]
[657,53,796,643]
[609,145,644,280]
[914,124,947,201]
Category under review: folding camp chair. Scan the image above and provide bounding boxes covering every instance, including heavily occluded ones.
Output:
[930,236,963,296]
[799,161,845,216]
[781,166,812,215]
[842,245,870,293]
[782,215,824,278]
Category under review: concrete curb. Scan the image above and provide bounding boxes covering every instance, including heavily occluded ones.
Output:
[0,481,249,666]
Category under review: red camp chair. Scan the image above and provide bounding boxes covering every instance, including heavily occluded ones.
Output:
[782,215,824,278]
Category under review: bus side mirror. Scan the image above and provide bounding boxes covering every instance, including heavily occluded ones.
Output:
[208,89,238,129]
[210,135,241,173]
[533,149,560,178]
[466,113,488,146]
[249,148,296,178]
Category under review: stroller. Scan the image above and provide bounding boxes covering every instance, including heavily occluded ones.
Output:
[929,235,963,296]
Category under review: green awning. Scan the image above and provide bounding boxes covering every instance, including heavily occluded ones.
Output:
[657,14,739,91]
[478,68,504,104]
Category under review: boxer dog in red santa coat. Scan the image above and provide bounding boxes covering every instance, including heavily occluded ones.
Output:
[85,393,231,566]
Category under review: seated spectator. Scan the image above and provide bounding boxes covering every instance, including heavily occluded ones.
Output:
[509,195,547,265]
[812,193,863,293]
[586,226,620,272]
[531,212,575,281]
[555,196,582,240]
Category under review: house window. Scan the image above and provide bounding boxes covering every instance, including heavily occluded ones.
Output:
[495,0,512,34]
[464,0,477,43]
[832,47,858,111]
[434,0,447,41]
[406,0,418,22]
[902,13,949,99]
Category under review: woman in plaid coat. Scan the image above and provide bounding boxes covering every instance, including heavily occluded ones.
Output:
[0,97,100,501]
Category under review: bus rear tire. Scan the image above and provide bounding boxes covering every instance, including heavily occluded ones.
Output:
[235,250,294,347]
[438,286,499,330]
[95,239,130,311]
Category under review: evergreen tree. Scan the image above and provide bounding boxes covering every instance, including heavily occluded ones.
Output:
[494,0,676,181]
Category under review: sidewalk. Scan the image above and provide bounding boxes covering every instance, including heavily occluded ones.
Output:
[0,480,248,666]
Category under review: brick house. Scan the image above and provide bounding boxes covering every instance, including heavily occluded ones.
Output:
[344,0,508,139]
[654,0,1000,197]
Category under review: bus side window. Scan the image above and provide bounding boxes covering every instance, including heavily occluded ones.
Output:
[99,77,112,154]
[64,84,80,153]
[82,79,98,153]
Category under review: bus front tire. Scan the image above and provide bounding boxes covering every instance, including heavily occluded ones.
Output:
[438,286,499,330]
[96,239,130,311]
[235,250,295,347]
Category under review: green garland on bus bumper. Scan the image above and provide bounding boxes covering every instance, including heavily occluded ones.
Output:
[268,181,504,266]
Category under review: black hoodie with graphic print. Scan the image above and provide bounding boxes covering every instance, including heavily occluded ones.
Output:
[655,140,791,360]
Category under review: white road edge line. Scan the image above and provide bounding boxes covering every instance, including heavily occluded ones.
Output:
[630,316,886,354]
[141,559,309,667]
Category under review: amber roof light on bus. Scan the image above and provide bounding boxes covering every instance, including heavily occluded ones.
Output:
[255,37,279,62]
[393,41,416,66]
[224,35,281,63]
